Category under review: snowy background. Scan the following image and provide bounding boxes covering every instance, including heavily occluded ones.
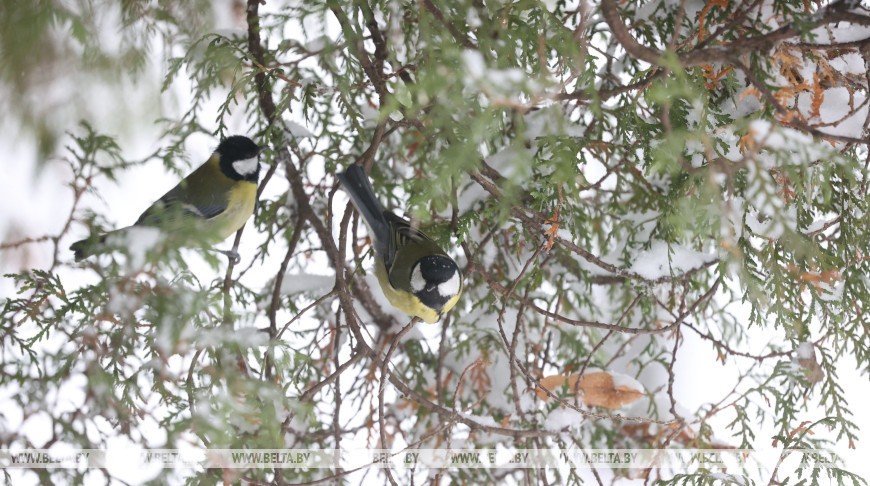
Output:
[1,0,869,484]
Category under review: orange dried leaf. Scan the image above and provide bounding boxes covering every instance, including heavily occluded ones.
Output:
[536,374,572,400]
[698,0,729,42]
[810,72,824,119]
[543,223,559,252]
[773,49,802,72]
[94,312,120,324]
[579,372,644,409]
[406,140,421,157]
[777,109,805,124]
[738,132,756,153]
[535,371,645,410]
[739,86,761,101]
[701,64,733,90]
[796,268,842,290]
[788,421,815,438]
[773,171,796,202]
[543,206,561,252]
[819,269,842,282]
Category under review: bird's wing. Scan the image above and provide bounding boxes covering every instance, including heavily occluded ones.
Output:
[135,163,231,226]
[384,212,434,265]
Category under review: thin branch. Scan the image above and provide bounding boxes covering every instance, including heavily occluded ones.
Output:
[601,0,870,68]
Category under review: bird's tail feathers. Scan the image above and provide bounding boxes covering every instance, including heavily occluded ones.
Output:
[337,165,390,256]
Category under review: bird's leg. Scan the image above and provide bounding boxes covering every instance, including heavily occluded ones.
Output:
[213,248,241,265]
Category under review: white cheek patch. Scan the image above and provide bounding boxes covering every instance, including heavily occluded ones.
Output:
[232,156,259,176]
[410,264,426,293]
[437,272,461,297]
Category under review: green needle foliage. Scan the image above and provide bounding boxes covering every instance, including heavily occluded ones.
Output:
[1,0,868,484]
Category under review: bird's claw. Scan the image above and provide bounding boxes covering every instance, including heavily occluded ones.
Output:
[217,249,241,265]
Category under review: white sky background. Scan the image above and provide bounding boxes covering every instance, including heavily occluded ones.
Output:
[0,0,868,484]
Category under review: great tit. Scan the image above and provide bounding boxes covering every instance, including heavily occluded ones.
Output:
[70,135,264,262]
[338,164,462,323]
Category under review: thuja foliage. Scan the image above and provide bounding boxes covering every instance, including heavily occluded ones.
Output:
[2,0,868,484]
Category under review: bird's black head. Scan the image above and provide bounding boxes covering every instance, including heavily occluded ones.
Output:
[217,135,264,182]
[409,255,462,311]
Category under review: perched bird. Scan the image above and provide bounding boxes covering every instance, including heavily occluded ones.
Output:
[338,164,462,323]
[70,135,264,262]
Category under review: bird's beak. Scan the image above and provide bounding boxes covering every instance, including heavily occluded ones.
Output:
[257,145,268,155]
